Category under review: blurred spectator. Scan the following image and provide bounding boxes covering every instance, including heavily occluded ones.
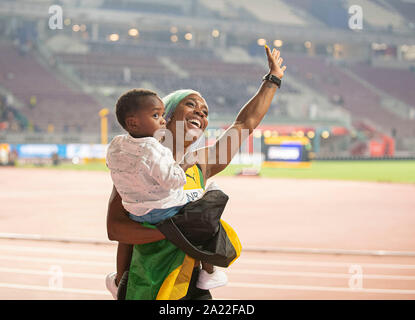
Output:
[8,149,18,166]
[331,94,344,105]
[0,93,21,132]
[29,95,37,109]
[51,152,60,166]
[16,22,37,56]
[47,124,55,133]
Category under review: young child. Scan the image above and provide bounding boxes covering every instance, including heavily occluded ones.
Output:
[105,89,227,299]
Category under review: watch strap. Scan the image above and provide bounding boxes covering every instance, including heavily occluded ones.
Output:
[262,73,281,88]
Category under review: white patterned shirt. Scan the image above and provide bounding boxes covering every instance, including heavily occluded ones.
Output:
[106,134,187,216]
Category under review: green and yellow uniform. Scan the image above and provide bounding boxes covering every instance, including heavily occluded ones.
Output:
[125,165,241,300]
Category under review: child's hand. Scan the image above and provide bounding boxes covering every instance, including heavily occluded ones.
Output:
[265,45,287,79]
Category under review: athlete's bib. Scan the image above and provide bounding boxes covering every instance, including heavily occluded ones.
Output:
[183,165,204,203]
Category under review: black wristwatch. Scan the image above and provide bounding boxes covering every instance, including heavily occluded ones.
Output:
[262,73,282,88]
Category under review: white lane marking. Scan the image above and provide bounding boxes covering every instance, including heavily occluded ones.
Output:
[0,267,105,279]
[0,255,113,267]
[0,282,109,296]
[2,266,414,282]
[2,235,414,257]
[244,246,415,257]
[227,282,415,295]
[230,269,415,280]
[0,233,110,245]
[0,190,107,198]
[2,254,415,272]
[0,244,114,257]
[1,280,413,297]
[238,258,415,270]
[1,268,414,296]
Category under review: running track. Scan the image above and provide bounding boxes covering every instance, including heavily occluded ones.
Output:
[1,168,414,299]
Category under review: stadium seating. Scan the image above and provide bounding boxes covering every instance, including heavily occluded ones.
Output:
[224,0,308,25]
[344,0,408,31]
[54,45,414,137]
[286,0,349,29]
[55,46,300,117]
[287,0,409,31]
[388,0,415,23]
[101,0,186,15]
[0,43,101,133]
[349,63,415,107]
[284,53,415,137]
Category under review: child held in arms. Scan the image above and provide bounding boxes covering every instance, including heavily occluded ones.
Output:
[105,89,228,299]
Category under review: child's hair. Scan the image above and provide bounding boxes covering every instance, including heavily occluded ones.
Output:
[115,88,158,130]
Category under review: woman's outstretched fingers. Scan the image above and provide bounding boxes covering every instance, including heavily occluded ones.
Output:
[264,46,286,78]
[265,45,272,58]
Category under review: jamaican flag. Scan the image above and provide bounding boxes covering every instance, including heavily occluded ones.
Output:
[124,189,241,300]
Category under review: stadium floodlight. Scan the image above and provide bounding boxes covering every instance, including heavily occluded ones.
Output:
[108,33,119,42]
[321,131,330,139]
[371,42,387,50]
[253,129,262,139]
[212,29,220,38]
[184,33,193,41]
[257,38,266,46]
[128,28,139,37]
[273,40,283,47]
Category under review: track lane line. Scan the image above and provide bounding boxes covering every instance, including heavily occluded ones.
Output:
[0,282,110,296]
[2,255,415,270]
[2,267,415,281]
[227,282,415,295]
[238,258,415,270]
[1,280,414,296]
[0,267,105,279]
[0,244,114,257]
[230,269,415,280]
[0,255,113,267]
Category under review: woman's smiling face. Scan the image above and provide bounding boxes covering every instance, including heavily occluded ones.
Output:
[166,93,209,147]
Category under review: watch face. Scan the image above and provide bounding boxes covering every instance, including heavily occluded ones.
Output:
[263,74,281,87]
[271,75,281,86]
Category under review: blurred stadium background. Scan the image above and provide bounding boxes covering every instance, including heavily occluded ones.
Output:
[1,0,415,163]
[0,0,415,300]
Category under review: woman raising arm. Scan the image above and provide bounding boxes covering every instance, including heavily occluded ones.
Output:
[106,45,286,299]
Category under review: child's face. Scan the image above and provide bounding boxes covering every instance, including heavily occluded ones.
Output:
[125,95,166,138]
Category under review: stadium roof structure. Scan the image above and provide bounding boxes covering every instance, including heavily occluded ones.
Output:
[1,1,415,46]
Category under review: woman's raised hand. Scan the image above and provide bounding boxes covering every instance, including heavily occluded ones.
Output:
[265,45,287,79]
